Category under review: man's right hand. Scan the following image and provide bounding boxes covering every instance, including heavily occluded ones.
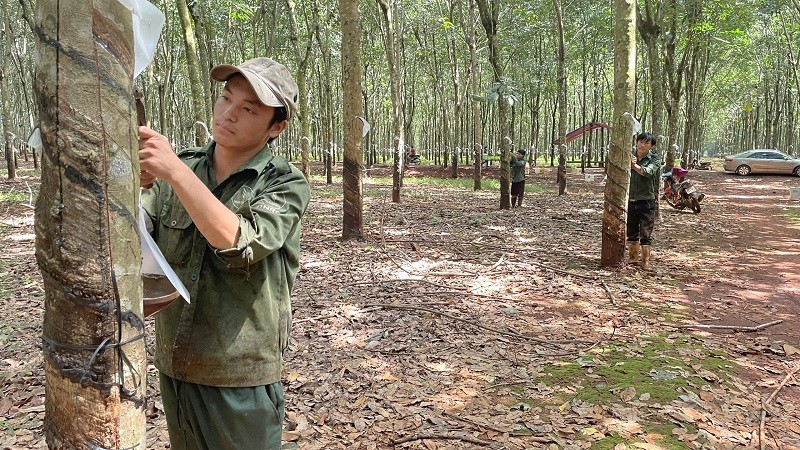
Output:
[137,126,241,250]
[139,126,181,187]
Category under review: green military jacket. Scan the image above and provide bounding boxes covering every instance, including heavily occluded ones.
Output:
[510,156,526,183]
[142,141,310,387]
[629,150,661,201]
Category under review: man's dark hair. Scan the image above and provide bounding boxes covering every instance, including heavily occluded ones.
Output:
[636,132,657,146]
[269,107,287,126]
[266,107,288,144]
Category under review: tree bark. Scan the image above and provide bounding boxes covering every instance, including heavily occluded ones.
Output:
[638,0,665,216]
[177,0,208,146]
[638,0,664,138]
[377,0,405,203]
[475,0,510,209]
[186,2,214,124]
[662,0,687,168]
[1,0,16,179]
[602,0,636,268]
[286,0,315,178]
[341,0,364,239]
[1,74,16,180]
[553,0,568,195]
[34,0,145,447]
[464,0,482,191]
[444,0,461,180]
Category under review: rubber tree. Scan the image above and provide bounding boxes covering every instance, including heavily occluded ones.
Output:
[553,0,568,195]
[663,0,687,168]
[33,0,146,447]
[377,0,405,203]
[341,0,365,239]
[601,0,636,268]
[176,0,208,146]
[475,0,512,209]
[285,0,315,178]
[637,0,665,139]
[638,0,666,215]
[1,0,16,179]
[461,0,483,191]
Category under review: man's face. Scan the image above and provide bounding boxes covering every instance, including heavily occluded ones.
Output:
[212,75,286,152]
[636,139,653,154]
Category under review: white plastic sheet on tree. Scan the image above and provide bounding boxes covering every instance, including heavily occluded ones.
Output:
[116,0,165,78]
[139,199,191,304]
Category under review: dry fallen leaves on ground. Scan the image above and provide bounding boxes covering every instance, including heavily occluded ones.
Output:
[1,166,799,449]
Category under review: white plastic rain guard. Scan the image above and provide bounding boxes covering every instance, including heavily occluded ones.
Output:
[140,197,190,304]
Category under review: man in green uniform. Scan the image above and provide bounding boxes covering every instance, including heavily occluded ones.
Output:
[510,149,527,208]
[628,132,661,270]
[139,57,310,449]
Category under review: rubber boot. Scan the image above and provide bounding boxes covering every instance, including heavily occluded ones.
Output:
[641,245,652,270]
[517,194,523,208]
[511,196,517,208]
[627,242,641,264]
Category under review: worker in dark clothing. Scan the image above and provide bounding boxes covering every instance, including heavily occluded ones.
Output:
[510,149,527,208]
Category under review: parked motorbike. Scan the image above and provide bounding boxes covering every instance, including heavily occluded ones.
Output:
[661,166,704,213]
[688,160,713,170]
[405,153,420,164]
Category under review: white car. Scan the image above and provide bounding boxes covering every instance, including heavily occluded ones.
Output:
[723,149,800,176]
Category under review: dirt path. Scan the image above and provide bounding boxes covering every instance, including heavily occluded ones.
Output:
[664,169,800,400]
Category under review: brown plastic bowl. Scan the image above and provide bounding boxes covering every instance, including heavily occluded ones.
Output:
[143,273,180,317]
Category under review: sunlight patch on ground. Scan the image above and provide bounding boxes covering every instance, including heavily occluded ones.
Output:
[425,361,454,373]
[0,214,34,228]
[4,233,35,242]
[716,194,785,200]
[392,258,433,276]
[330,327,361,348]
[487,225,511,232]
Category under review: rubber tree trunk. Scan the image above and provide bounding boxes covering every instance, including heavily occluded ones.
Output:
[341,0,365,240]
[34,1,146,448]
[553,0,568,195]
[285,0,314,178]
[466,0,482,191]
[377,0,405,204]
[1,75,15,178]
[177,0,208,147]
[601,0,636,268]
[475,0,510,209]
[0,0,15,180]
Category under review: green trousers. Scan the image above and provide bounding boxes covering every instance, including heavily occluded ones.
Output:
[159,373,285,450]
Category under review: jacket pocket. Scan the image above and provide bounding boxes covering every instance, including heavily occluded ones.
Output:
[158,198,194,266]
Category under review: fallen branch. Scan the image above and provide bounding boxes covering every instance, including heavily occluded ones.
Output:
[534,327,614,357]
[673,320,783,332]
[439,411,557,443]
[440,411,507,434]
[416,290,520,303]
[601,281,615,305]
[375,192,418,277]
[488,254,505,271]
[759,363,800,450]
[347,278,467,291]
[425,271,477,277]
[392,433,490,446]
[380,238,433,244]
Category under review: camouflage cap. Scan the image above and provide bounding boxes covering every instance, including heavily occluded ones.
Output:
[210,57,299,121]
